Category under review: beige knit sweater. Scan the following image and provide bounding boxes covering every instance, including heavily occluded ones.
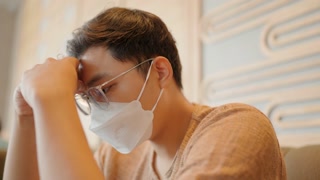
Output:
[94,103,286,179]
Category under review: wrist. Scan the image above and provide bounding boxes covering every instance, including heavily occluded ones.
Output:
[14,113,35,129]
[33,92,76,116]
[32,89,75,107]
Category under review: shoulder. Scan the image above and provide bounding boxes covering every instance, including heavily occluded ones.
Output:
[187,103,280,157]
[186,103,279,155]
[177,103,284,178]
[193,103,271,129]
[188,103,278,158]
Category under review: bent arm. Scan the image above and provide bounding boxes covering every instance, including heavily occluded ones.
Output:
[3,115,40,180]
[33,93,104,180]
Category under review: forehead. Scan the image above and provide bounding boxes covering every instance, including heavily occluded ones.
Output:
[78,46,133,85]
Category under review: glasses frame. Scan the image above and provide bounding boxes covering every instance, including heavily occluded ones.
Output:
[75,58,154,115]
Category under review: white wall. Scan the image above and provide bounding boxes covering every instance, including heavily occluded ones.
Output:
[4,0,320,149]
[200,0,320,147]
[0,5,17,137]
[3,0,201,149]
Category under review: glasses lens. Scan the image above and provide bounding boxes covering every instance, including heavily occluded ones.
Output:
[87,88,109,110]
[75,93,91,115]
[88,88,107,102]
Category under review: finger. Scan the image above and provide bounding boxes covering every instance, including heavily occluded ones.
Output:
[13,84,26,103]
[13,84,22,98]
[62,56,79,68]
[45,57,57,63]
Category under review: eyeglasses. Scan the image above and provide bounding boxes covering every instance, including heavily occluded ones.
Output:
[75,58,154,115]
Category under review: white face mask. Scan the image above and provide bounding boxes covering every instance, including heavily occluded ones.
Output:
[89,62,163,154]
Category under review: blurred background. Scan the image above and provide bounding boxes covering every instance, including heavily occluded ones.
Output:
[0,0,319,151]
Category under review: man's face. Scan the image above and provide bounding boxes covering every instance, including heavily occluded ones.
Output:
[78,46,160,110]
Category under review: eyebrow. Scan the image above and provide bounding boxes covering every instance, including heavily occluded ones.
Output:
[86,73,109,87]
[78,59,112,87]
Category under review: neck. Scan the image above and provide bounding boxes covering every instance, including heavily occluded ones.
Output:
[150,89,194,161]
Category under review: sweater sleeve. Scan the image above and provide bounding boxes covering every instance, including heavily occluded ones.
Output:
[176,103,286,180]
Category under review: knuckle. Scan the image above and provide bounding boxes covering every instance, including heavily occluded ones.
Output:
[45,57,56,62]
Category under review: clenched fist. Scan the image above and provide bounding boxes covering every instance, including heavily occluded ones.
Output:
[17,57,79,111]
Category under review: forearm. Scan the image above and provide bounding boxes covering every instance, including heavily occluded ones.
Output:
[3,115,40,180]
[33,94,103,180]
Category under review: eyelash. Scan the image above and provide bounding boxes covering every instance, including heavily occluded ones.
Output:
[101,84,113,94]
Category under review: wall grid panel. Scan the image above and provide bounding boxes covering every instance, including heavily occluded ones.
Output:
[200,0,320,147]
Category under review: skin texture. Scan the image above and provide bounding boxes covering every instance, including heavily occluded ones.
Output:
[4,46,194,179]
[80,47,194,179]
[4,57,104,180]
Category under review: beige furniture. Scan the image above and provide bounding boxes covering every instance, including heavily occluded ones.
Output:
[282,145,320,180]
[0,145,319,179]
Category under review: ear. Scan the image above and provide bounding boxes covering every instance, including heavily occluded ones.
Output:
[152,56,173,88]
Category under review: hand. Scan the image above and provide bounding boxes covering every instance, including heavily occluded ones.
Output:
[20,57,79,108]
[13,85,34,118]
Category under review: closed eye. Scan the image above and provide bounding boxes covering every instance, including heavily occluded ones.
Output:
[101,85,112,95]
[102,87,109,94]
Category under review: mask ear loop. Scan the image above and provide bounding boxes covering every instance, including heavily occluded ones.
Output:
[137,61,154,101]
[151,89,163,112]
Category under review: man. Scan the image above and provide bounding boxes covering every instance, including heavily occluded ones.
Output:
[4,7,286,180]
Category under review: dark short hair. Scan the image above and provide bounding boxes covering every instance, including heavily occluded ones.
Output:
[67,7,183,88]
